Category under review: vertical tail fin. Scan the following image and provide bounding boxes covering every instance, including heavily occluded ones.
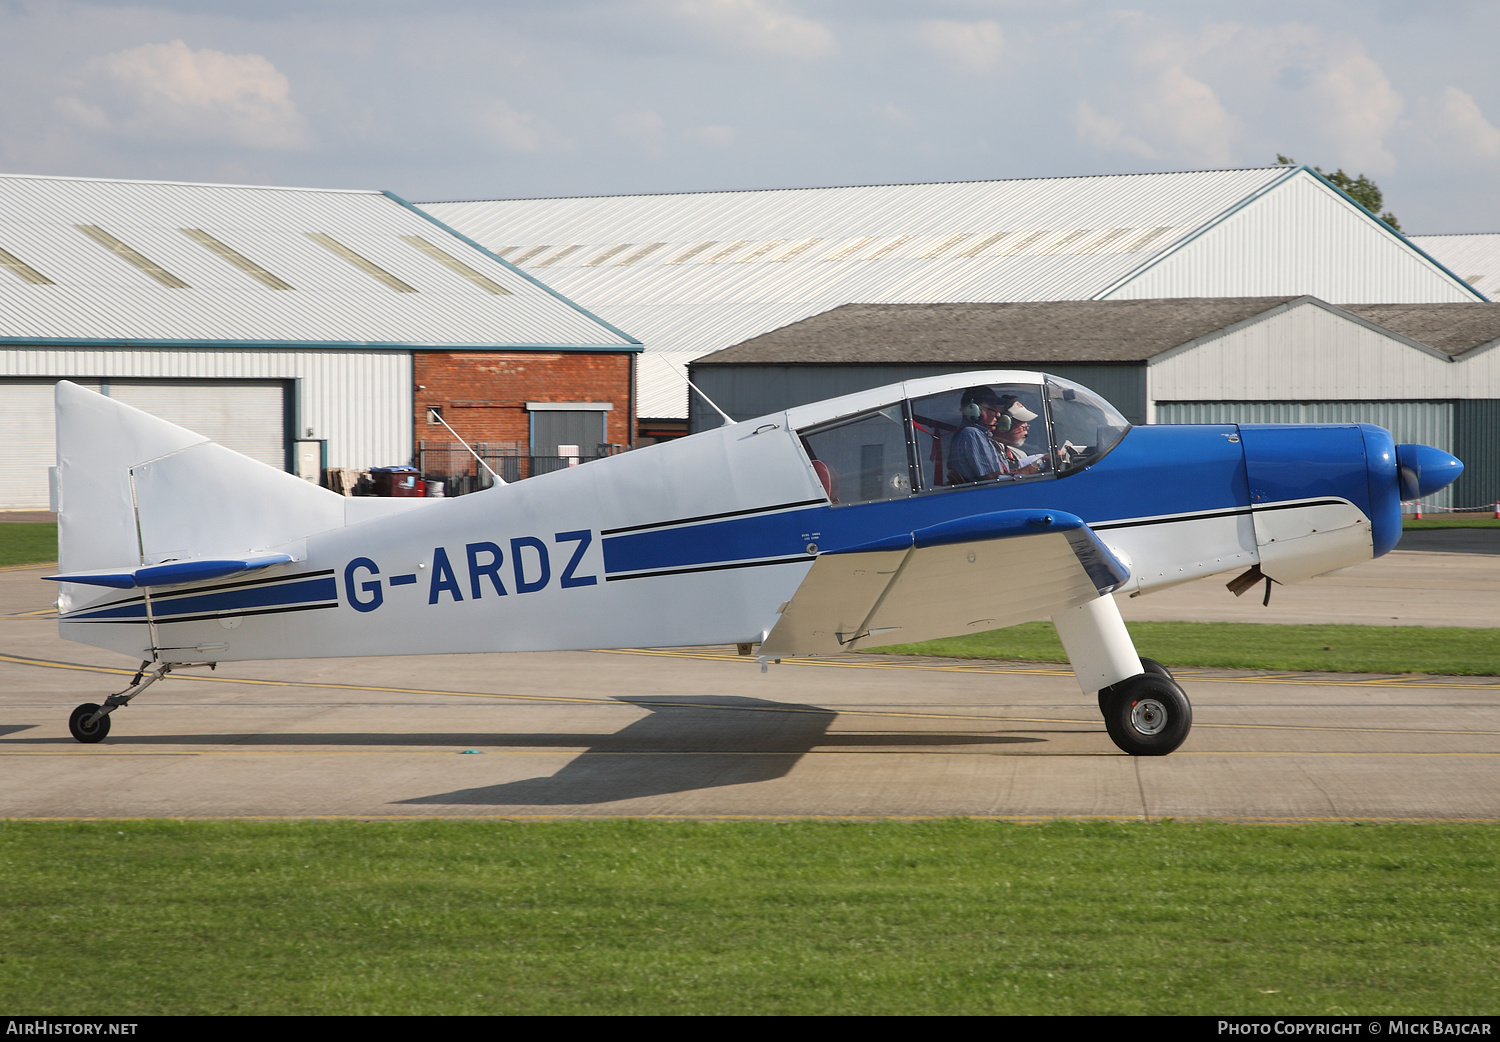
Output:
[54,382,348,596]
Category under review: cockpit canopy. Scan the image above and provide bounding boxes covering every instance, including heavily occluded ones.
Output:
[797,374,1130,506]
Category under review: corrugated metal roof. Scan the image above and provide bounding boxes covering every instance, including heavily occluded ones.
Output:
[1343,302,1500,356]
[424,169,1482,417]
[1410,233,1500,300]
[696,298,1303,365]
[417,168,1342,417]
[0,173,636,349]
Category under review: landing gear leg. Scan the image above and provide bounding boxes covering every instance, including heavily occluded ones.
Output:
[1052,595,1193,756]
[68,660,173,744]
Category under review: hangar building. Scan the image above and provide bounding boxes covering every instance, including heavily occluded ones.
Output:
[688,297,1500,511]
[0,173,640,510]
[421,166,1484,433]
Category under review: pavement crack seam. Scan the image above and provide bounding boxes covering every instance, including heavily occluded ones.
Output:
[1134,757,1150,823]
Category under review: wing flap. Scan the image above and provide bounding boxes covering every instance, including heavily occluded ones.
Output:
[760,509,1128,658]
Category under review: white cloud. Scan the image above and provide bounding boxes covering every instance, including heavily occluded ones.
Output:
[614,109,666,155]
[1428,86,1500,163]
[1071,21,1403,173]
[477,99,543,153]
[1134,62,1237,165]
[1074,33,1236,165]
[685,124,737,147]
[1299,34,1402,173]
[871,103,913,127]
[59,39,309,150]
[666,0,837,59]
[1073,101,1155,160]
[919,20,1005,75]
[52,96,109,133]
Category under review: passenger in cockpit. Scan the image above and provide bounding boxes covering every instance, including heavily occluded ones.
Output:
[992,397,1046,475]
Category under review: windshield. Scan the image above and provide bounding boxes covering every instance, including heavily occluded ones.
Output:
[1045,376,1131,476]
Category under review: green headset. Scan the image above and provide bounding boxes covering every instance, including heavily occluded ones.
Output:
[961,393,1013,431]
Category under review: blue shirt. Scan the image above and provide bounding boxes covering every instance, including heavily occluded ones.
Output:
[948,423,1004,483]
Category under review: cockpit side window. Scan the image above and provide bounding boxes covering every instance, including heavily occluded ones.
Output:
[799,405,915,505]
[911,383,1052,489]
[1045,377,1132,476]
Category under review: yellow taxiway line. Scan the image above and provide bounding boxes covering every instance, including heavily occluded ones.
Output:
[3,651,1498,738]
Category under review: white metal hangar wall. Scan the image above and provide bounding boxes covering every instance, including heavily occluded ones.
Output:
[0,173,637,510]
[421,165,1483,425]
[1149,298,1500,510]
[0,353,410,510]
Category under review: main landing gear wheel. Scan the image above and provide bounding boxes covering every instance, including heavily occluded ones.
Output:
[1098,657,1174,714]
[1099,673,1192,756]
[69,703,111,744]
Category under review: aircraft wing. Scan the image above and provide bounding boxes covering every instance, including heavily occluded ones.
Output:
[759,509,1129,658]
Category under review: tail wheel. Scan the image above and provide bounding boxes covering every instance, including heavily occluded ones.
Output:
[1101,673,1192,756]
[69,703,111,744]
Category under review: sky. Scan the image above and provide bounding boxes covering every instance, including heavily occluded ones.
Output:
[2,1,1497,233]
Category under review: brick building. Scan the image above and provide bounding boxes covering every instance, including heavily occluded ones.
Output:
[413,349,637,488]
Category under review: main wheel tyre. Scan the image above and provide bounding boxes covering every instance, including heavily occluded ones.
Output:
[1101,673,1191,756]
[69,703,110,744]
[1098,657,1177,715]
[1139,657,1174,682]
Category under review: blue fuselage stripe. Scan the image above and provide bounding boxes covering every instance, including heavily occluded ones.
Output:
[68,576,339,621]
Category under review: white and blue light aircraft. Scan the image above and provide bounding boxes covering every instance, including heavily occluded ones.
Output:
[47,372,1462,755]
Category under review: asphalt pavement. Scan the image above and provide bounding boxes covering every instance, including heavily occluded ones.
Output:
[2,548,1496,822]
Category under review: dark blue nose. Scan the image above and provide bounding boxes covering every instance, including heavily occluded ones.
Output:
[1396,444,1464,501]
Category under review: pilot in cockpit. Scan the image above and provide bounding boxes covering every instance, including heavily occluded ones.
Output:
[947,386,1009,483]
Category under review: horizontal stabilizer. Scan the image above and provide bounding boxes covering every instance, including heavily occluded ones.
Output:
[46,553,294,590]
[760,509,1129,658]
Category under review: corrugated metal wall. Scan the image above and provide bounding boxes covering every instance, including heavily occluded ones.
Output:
[688,363,1146,432]
[0,346,412,471]
[0,377,290,509]
[1156,400,1456,509]
[1455,400,1500,509]
[1109,171,1481,305]
[1146,300,1488,402]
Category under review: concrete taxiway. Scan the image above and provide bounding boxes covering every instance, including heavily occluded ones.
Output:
[2,549,1497,822]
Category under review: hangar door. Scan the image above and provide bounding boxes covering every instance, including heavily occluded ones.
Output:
[0,379,290,510]
[1156,400,1454,509]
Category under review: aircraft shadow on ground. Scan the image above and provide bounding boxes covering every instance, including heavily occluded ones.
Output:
[400,695,1045,806]
[1,695,1055,805]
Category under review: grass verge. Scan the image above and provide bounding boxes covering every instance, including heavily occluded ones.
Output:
[1,819,1495,1015]
[1404,517,1500,529]
[0,522,56,567]
[872,620,1500,675]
